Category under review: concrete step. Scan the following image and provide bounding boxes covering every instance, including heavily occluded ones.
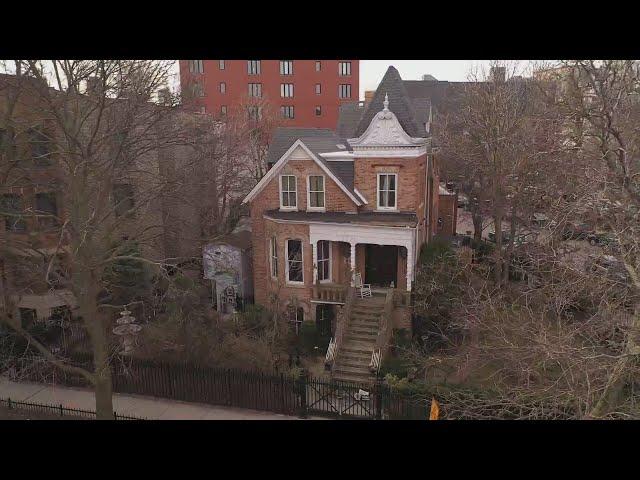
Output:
[334,365,373,377]
[336,359,371,369]
[339,352,371,363]
[351,310,382,318]
[344,334,377,344]
[348,328,378,337]
[342,343,374,355]
[332,373,375,385]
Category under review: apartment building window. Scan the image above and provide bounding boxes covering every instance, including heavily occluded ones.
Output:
[280,175,297,209]
[317,240,330,282]
[248,60,261,75]
[315,83,321,95]
[315,61,321,72]
[286,239,303,284]
[219,60,225,70]
[35,192,59,229]
[221,105,227,116]
[0,128,16,161]
[192,83,204,97]
[248,83,262,97]
[280,83,294,98]
[30,128,51,166]
[270,237,278,278]
[113,184,135,218]
[281,105,295,119]
[219,82,226,94]
[1,193,26,232]
[377,173,397,210]
[308,175,325,210]
[338,84,352,99]
[338,61,352,76]
[280,61,293,75]
[247,105,262,121]
[315,106,322,116]
[189,60,204,74]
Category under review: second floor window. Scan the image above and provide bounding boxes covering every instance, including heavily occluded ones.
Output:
[377,173,397,210]
[192,83,204,97]
[189,60,204,74]
[219,82,226,94]
[308,175,325,209]
[315,83,321,95]
[281,83,294,98]
[248,83,262,97]
[280,61,293,75]
[286,239,303,284]
[338,84,351,99]
[270,237,278,278]
[1,193,26,232]
[338,61,352,76]
[315,61,321,72]
[113,183,135,218]
[280,175,297,209]
[281,105,295,119]
[248,60,261,75]
[221,105,227,116]
[247,105,262,121]
[35,192,59,229]
[315,106,322,116]
[219,60,225,70]
[30,128,51,166]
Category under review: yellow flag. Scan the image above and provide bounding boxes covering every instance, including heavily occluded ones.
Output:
[429,398,440,420]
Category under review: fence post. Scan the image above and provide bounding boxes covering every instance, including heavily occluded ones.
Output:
[60,403,64,417]
[375,379,383,420]
[8,398,12,410]
[297,370,308,419]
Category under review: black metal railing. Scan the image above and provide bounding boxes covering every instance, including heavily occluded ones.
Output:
[0,397,143,420]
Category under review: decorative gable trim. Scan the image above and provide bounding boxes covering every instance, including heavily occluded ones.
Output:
[242,139,362,206]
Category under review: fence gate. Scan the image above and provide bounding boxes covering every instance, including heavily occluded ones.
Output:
[306,378,381,419]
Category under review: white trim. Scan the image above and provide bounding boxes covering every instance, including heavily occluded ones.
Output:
[376,173,398,211]
[317,240,332,283]
[242,139,361,206]
[319,151,354,160]
[352,146,428,158]
[306,174,326,212]
[285,238,304,285]
[269,236,278,279]
[354,188,368,205]
[264,214,417,229]
[279,174,297,211]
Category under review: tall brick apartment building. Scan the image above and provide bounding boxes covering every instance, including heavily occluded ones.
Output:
[242,66,440,383]
[179,60,360,129]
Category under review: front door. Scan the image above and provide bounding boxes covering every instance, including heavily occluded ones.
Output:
[364,245,398,287]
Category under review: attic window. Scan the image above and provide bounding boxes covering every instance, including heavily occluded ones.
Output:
[336,144,346,150]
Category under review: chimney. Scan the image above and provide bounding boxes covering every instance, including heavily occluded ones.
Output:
[490,66,506,83]
[86,76,102,96]
[364,90,375,108]
[422,74,437,81]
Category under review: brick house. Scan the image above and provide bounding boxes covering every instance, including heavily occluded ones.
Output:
[242,66,441,382]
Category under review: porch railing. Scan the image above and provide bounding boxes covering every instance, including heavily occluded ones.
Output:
[313,284,348,304]
[325,286,355,370]
[369,289,394,374]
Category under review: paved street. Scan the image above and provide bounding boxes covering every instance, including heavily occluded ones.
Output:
[0,378,323,420]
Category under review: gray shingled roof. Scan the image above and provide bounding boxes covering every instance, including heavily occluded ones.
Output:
[264,210,417,227]
[337,102,366,138]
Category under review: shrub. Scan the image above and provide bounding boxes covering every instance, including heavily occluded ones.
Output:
[419,238,452,265]
[295,322,331,357]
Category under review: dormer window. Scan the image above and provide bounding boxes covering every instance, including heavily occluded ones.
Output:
[280,175,297,210]
[377,173,397,210]
[307,175,325,211]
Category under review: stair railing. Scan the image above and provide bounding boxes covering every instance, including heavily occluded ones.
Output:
[369,289,394,375]
[325,286,355,371]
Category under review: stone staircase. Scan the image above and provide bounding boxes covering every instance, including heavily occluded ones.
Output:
[332,291,386,385]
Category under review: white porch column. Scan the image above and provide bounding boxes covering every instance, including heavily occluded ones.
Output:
[405,243,413,292]
[312,241,318,284]
[350,242,356,286]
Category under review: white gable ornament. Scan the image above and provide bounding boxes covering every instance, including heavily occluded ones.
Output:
[348,93,427,157]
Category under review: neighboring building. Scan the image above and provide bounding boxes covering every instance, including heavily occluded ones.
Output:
[242,66,440,383]
[179,60,360,129]
[437,184,458,237]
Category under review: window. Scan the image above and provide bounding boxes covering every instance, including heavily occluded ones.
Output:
[280,175,297,209]
[1,194,26,232]
[219,82,226,94]
[317,240,330,282]
[219,60,225,70]
[113,184,135,218]
[248,83,262,97]
[316,304,332,337]
[270,237,278,278]
[377,173,397,210]
[248,60,261,75]
[35,192,59,229]
[280,83,294,98]
[315,106,322,116]
[338,84,351,98]
[338,61,352,76]
[315,61,321,72]
[286,239,303,283]
[221,105,227,116]
[189,60,204,74]
[192,83,204,97]
[307,175,325,210]
[281,105,295,119]
[315,83,321,95]
[19,308,37,329]
[288,305,304,335]
[30,128,51,166]
[280,61,293,75]
[247,105,262,121]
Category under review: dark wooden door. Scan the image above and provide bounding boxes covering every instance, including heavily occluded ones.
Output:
[364,245,398,287]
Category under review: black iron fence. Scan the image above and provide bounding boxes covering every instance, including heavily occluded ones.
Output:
[0,397,142,420]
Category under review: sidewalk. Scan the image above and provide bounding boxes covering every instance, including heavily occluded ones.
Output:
[0,377,323,420]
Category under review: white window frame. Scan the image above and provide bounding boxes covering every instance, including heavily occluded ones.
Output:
[280,60,293,75]
[279,175,297,211]
[220,82,226,94]
[281,83,294,98]
[377,173,398,211]
[219,60,225,70]
[221,105,227,116]
[281,105,295,119]
[189,60,204,74]
[315,83,321,95]
[317,240,331,283]
[248,83,262,98]
[315,61,321,72]
[338,61,351,76]
[338,84,351,99]
[269,236,278,279]
[306,175,325,212]
[285,239,304,285]
[248,60,261,75]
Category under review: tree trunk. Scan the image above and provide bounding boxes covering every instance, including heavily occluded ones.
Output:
[472,210,483,242]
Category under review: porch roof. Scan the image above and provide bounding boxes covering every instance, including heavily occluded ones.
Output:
[264,209,417,227]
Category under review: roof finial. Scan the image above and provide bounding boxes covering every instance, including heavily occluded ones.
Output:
[383,92,389,111]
